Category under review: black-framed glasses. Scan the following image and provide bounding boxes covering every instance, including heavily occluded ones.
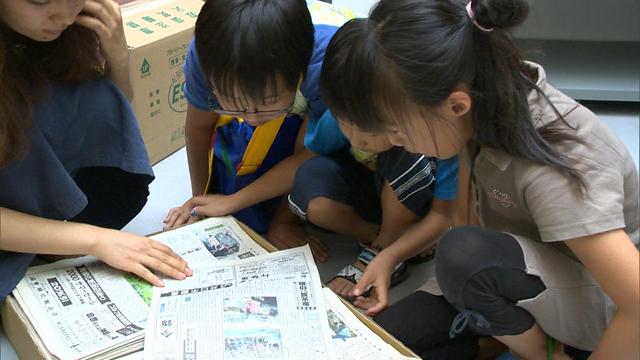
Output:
[209,77,302,119]
[210,101,294,118]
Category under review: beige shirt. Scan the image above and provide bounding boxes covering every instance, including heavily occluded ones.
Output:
[469,63,639,257]
[422,63,639,350]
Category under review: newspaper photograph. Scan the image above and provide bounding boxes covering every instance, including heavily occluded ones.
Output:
[150,216,268,263]
[323,288,413,360]
[11,217,266,360]
[143,246,336,360]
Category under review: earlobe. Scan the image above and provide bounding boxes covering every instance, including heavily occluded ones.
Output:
[448,91,472,117]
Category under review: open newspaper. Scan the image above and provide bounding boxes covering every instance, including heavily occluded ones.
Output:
[11,217,267,360]
[10,217,414,359]
[143,246,336,359]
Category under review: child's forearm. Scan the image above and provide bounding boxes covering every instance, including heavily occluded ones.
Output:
[185,106,218,196]
[383,199,453,263]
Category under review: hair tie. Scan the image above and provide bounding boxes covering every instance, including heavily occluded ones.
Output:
[466,2,494,32]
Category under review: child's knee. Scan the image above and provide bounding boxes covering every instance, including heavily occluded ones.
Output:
[307,197,339,224]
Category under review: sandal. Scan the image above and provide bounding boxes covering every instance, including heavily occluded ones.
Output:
[326,247,408,300]
[406,244,437,264]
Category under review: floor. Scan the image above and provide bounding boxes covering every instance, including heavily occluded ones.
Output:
[1,102,637,359]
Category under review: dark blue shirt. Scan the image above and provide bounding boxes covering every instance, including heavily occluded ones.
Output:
[0,79,154,300]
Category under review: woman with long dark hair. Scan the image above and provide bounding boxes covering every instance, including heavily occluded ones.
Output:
[0,0,190,301]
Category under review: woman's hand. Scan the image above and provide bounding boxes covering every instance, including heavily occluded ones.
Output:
[90,228,192,287]
[76,0,133,99]
[76,0,127,66]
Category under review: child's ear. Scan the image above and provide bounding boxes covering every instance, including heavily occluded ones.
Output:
[442,91,472,118]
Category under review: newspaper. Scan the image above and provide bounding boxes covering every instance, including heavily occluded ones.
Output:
[323,289,414,360]
[11,217,265,360]
[143,246,336,360]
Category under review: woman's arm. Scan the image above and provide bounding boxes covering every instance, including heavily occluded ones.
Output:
[0,208,191,287]
[565,230,639,359]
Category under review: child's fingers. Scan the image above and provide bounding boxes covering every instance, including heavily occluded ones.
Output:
[164,208,176,222]
[365,293,388,316]
[163,208,181,228]
[352,269,373,297]
[366,277,390,315]
[174,213,191,228]
[163,208,191,230]
[352,295,377,310]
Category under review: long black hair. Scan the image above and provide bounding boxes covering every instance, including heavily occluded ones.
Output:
[195,0,314,107]
[0,22,101,167]
[320,0,584,186]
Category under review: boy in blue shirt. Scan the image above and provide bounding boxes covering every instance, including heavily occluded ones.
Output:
[164,0,337,261]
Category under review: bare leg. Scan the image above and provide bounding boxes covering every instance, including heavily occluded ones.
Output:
[495,323,571,360]
[307,196,379,246]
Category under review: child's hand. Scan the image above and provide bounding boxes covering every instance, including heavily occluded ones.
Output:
[164,199,200,231]
[90,228,192,287]
[75,0,128,67]
[164,194,239,230]
[351,251,397,316]
[188,194,239,218]
[267,222,329,262]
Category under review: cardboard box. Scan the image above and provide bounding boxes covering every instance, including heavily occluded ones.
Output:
[1,220,418,359]
[121,0,204,164]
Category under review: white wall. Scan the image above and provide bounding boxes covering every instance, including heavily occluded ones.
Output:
[333,0,640,42]
[332,0,378,16]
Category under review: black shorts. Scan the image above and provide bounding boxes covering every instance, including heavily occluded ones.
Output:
[289,148,434,223]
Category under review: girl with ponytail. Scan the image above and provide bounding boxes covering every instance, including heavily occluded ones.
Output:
[320,0,639,358]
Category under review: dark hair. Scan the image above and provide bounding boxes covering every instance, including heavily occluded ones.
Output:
[195,0,314,107]
[0,23,103,167]
[321,0,584,186]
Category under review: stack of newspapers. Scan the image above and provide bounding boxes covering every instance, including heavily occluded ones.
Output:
[7,217,413,360]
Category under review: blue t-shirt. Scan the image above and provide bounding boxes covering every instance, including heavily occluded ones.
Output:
[0,79,154,301]
[304,108,349,154]
[314,110,459,201]
[431,157,459,201]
